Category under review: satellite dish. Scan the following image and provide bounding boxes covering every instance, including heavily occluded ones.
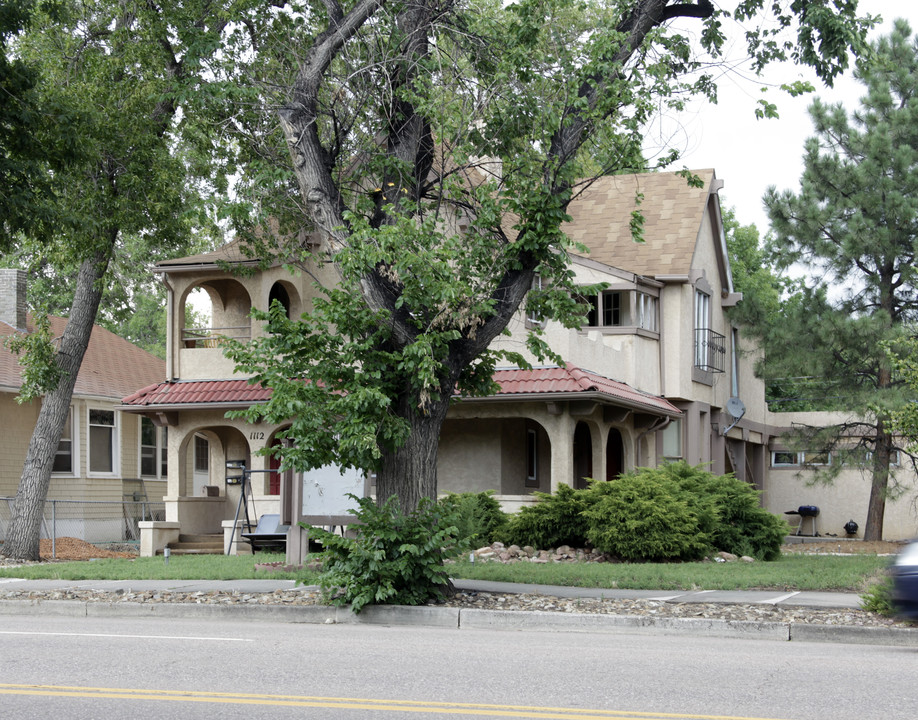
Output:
[726,396,746,420]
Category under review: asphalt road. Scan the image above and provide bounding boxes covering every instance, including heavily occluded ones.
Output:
[1,613,917,719]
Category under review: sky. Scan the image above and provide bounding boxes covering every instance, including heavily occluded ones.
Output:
[649,1,918,234]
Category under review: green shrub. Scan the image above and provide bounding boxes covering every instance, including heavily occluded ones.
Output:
[439,491,508,546]
[503,484,589,549]
[662,461,788,560]
[309,494,467,614]
[583,469,712,562]
[860,572,896,617]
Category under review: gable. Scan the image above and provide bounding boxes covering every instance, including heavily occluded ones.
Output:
[564,169,716,278]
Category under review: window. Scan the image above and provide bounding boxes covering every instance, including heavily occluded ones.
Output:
[803,451,831,466]
[771,451,800,467]
[583,291,625,328]
[194,435,209,473]
[580,289,658,332]
[693,289,725,373]
[53,408,74,474]
[526,275,543,326]
[526,428,538,487]
[694,289,710,368]
[140,417,168,479]
[661,420,682,459]
[636,292,657,331]
[88,409,117,474]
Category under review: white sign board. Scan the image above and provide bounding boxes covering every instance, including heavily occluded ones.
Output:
[300,464,366,518]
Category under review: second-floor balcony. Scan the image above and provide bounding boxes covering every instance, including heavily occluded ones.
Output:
[694,328,726,373]
[182,326,251,349]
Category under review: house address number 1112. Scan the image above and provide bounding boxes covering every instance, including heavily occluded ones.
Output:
[249,431,265,440]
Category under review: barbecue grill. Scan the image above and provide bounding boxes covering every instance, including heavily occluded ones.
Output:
[784,505,820,537]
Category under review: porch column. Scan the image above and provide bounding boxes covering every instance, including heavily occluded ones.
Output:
[547,409,575,493]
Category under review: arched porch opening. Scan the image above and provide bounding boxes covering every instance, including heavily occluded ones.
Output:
[606,428,624,481]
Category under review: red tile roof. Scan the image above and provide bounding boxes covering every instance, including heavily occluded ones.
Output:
[122,378,272,407]
[121,365,680,417]
[1,315,164,400]
[489,364,680,415]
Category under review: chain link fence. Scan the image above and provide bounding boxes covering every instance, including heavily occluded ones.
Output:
[0,497,165,554]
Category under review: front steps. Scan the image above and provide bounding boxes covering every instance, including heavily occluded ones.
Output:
[157,533,253,556]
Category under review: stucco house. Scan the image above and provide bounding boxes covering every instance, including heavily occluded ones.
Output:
[0,268,167,543]
[120,169,918,555]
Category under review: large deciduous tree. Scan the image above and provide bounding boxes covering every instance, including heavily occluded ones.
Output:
[762,19,918,541]
[222,0,872,515]
[2,0,226,560]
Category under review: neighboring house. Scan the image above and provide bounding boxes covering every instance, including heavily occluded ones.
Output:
[0,268,167,542]
[121,170,918,554]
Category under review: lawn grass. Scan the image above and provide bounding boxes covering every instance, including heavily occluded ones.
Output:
[0,550,892,593]
[448,553,892,592]
[0,553,321,584]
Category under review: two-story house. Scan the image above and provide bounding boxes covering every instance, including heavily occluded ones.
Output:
[122,169,918,554]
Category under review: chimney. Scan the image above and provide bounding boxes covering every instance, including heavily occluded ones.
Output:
[0,268,28,330]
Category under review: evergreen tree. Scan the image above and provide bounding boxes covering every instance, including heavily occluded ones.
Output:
[763,19,918,540]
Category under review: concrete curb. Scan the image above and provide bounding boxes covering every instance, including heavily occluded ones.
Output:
[2,598,917,646]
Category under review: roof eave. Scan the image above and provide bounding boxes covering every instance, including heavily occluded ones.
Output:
[455,390,681,417]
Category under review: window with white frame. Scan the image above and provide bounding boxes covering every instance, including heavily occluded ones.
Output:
[53,408,75,474]
[694,289,710,367]
[88,408,117,474]
[140,417,168,479]
[636,292,657,331]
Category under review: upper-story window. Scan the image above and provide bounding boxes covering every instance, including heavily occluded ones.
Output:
[693,289,725,373]
[88,408,118,475]
[581,290,658,332]
[526,275,544,327]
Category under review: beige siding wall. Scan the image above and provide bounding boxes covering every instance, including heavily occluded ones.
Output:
[0,391,39,496]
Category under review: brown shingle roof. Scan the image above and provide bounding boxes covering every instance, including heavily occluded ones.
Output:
[122,365,679,417]
[0,315,164,399]
[153,238,259,270]
[565,169,715,276]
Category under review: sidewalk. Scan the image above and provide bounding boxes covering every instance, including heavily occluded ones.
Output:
[2,575,917,646]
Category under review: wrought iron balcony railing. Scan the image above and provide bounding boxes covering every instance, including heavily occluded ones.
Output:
[694,328,726,373]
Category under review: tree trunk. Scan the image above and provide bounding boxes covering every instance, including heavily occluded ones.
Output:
[864,418,892,541]
[374,395,451,515]
[3,251,111,560]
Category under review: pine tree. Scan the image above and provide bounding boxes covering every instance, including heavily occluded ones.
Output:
[763,19,918,540]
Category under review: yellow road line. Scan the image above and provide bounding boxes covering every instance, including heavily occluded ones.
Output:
[0,684,796,720]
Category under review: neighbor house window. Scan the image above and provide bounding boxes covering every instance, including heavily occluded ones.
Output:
[771,451,799,467]
[140,417,168,480]
[53,408,74,474]
[88,408,117,474]
[694,289,710,368]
